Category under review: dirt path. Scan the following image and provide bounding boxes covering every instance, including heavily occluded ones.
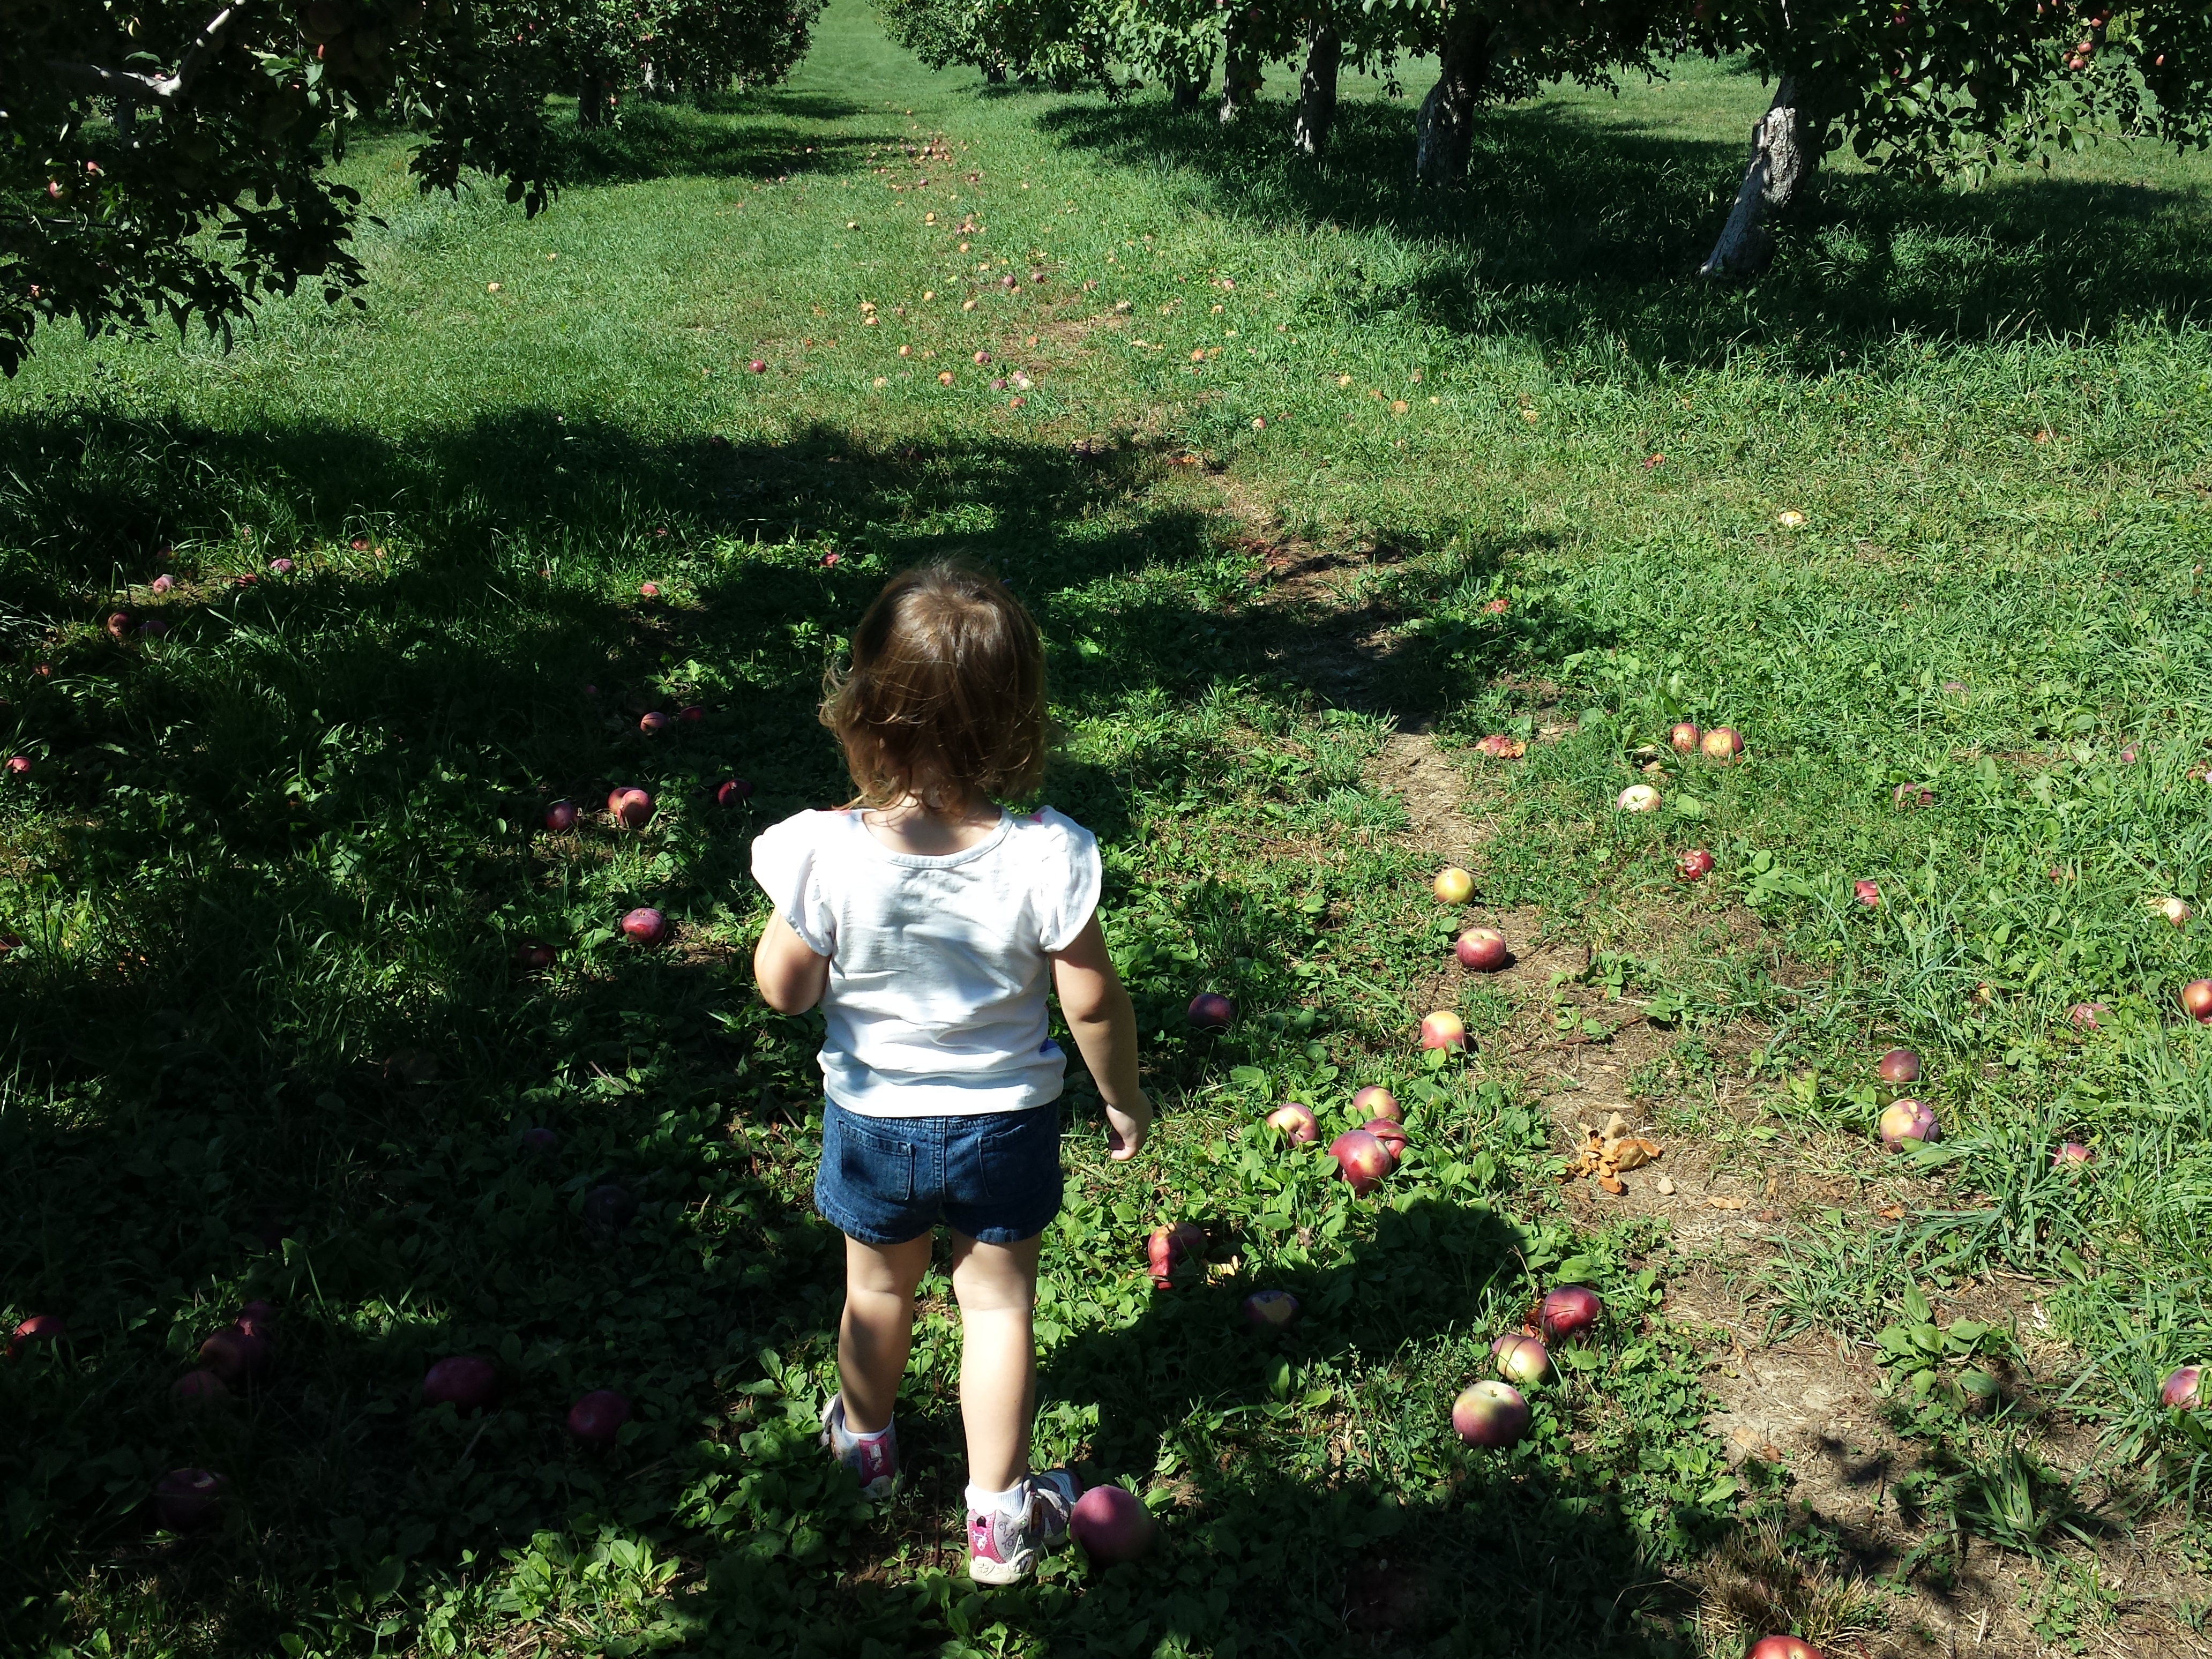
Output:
[1202,466,2212,1659]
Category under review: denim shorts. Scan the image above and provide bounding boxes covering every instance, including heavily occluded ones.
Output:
[815,1100,1063,1246]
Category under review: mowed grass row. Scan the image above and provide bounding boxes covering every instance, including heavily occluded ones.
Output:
[3,0,2212,1651]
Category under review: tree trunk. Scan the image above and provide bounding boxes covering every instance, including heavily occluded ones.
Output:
[1700,74,1821,280]
[1415,17,1488,186]
[984,61,1007,85]
[1218,21,1260,125]
[1292,24,1341,158]
[1172,74,1208,113]
[578,71,607,126]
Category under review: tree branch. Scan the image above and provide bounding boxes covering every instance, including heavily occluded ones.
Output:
[44,6,240,106]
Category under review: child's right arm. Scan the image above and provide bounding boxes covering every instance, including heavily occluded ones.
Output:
[1049,914,1151,1161]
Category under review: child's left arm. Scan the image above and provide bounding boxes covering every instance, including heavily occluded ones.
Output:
[753,911,830,1013]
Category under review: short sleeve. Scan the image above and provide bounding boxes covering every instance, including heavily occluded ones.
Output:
[1033,808,1103,953]
[749,811,838,956]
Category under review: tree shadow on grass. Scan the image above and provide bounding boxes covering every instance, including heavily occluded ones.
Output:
[0,405,1635,1654]
[1036,90,2212,371]
[539,89,893,187]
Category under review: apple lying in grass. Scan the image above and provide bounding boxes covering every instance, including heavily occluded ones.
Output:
[679,706,705,725]
[1676,848,1714,881]
[1700,726,1743,763]
[715,778,754,807]
[1147,1221,1206,1286]
[1747,1638,1824,1659]
[567,1389,632,1445]
[1265,1102,1319,1144]
[1351,1085,1400,1123]
[423,1356,501,1413]
[198,1328,271,1387]
[1451,1380,1530,1448]
[9,1314,63,1357]
[1365,1118,1408,1163]
[1455,928,1507,972]
[544,801,578,833]
[155,1468,229,1530]
[1419,1011,1466,1051]
[1433,866,1474,905]
[584,1183,637,1232]
[2156,896,2193,928]
[2052,1141,2093,1168]
[639,711,672,737]
[621,907,668,944]
[4,756,29,778]
[1070,1483,1154,1563]
[234,1301,278,1337]
[2162,1365,2203,1410]
[1539,1286,1602,1344]
[1187,991,1235,1030]
[1329,1129,1393,1195]
[608,787,653,829]
[2068,1002,2108,1030]
[1491,1333,1551,1386]
[2183,980,2212,1023]
[1878,1097,1939,1149]
[1854,879,1881,908]
[1617,783,1661,813]
[1876,1047,1920,1084]
[1242,1289,1300,1330]
[107,611,131,639]
[1668,721,1702,754]
[513,940,556,970]
[521,1126,559,1155]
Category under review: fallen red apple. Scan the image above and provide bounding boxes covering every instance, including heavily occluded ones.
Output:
[1854,879,1881,908]
[1700,726,1743,763]
[2156,896,2193,928]
[567,1389,632,1445]
[154,1468,229,1530]
[1747,1638,1824,1659]
[1491,1333,1551,1386]
[1146,1221,1206,1286]
[1351,1085,1400,1123]
[609,788,653,829]
[1616,783,1662,813]
[584,1183,637,1231]
[4,756,29,778]
[1432,866,1473,905]
[1455,928,1507,972]
[748,359,767,373]
[621,906,668,944]
[521,1126,559,1155]
[2183,980,2212,1023]
[1878,1097,1939,1149]
[1668,721,1702,754]
[171,1369,232,1410]
[107,611,131,639]
[638,581,661,599]
[2163,1365,2203,1409]
[639,711,672,737]
[8,1313,64,1357]
[2069,1002,2107,1030]
[1329,1129,1393,1195]
[679,705,705,724]
[198,1329,271,1387]
[1242,1289,1300,1329]
[234,1301,278,1336]
[2052,1140,2092,1167]
[1186,991,1235,1030]
[543,801,578,833]
[1070,1482,1154,1562]
[1265,1102,1319,1144]
[715,778,754,807]
[1893,782,1935,810]
[1539,1286,1602,1344]
[1676,848,1714,881]
[1419,1011,1467,1051]
[139,619,168,638]
[1876,1047,1920,1084]
[1451,1380,1530,1448]
[513,940,556,970]
[422,1355,501,1413]
[1365,1118,1408,1163]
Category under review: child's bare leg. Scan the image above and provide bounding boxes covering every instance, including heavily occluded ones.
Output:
[948,1231,1043,1491]
[839,1234,932,1433]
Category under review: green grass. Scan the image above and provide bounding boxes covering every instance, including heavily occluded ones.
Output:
[5,3,2212,1653]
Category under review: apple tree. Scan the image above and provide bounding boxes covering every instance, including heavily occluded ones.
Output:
[1692,0,2212,277]
[0,0,823,375]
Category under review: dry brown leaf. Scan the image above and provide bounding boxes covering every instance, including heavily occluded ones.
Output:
[1708,1196,1748,1210]
[1597,1174,1627,1196]
[1878,1205,1904,1221]
[1612,1140,1655,1172]
[1601,1111,1633,1141]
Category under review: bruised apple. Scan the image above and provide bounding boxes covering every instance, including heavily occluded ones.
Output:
[1147,1222,1206,1287]
[1700,726,1743,763]
[1676,848,1714,881]
[1265,1102,1319,1144]
[1878,1097,1939,1149]
[1668,721,1702,754]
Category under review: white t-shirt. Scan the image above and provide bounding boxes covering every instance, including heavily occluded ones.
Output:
[749,806,1103,1117]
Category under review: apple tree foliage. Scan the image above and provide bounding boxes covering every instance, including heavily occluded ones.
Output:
[0,0,824,375]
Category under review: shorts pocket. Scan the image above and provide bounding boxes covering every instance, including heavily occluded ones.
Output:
[831,1110,916,1205]
[975,1107,1060,1206]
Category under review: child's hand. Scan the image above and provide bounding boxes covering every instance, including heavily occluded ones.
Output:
[1104,1092,1152,1162]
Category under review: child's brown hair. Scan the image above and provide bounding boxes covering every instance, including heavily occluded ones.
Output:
[821,562,1047,812]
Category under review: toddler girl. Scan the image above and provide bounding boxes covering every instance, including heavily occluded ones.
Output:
[750,561,1150,1584]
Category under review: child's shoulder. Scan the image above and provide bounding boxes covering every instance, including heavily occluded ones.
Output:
[1004,806,1097,857]
[752,806,862,860]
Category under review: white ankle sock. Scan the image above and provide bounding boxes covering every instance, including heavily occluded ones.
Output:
[836,1399,892,1445]
[966,1479,1024,1516]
